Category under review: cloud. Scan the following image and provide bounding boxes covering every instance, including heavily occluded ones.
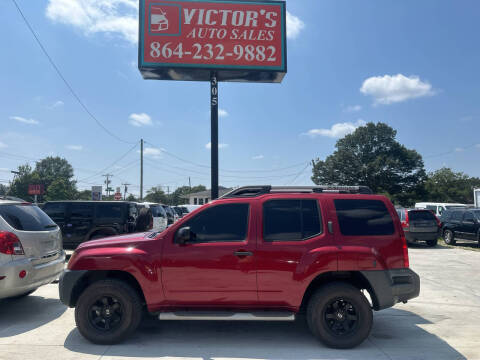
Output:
[360,74,434,105]
[0,168,10,172]
[46,0,138,44]
[128,113,153,127]
[286,11,305,39]
[48,100,64,109]
[218,109,229,118]
[66,145,83,151]
[344,105,362,113]
[141,147,163,159]
[455,147,464,152]
[252,155,264,160]
[10,116,39,125]
[206,142,228,150]
[0,141,7,149]
[305,119,366,139]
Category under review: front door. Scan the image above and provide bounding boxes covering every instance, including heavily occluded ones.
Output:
[162,201,257,306]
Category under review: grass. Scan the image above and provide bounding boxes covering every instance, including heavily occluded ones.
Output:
[437,237,480,252]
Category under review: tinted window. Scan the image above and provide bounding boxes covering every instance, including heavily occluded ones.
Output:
[334,199,395,236]
[451,211,463,221]
[96,203,123,219]
[426,205,437,212]
[0,204,57,231]
[474,210,480,220]
[263,199,322,242]
[70,203,93,219]
[183,204,249,242]
[409,210,436,221]
[150,205,166,218]
[43,203,66,220]
[463,212,475,222]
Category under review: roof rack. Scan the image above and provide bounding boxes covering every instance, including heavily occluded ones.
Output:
[221,185,373,199]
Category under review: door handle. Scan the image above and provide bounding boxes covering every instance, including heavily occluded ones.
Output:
[234,251,253,257]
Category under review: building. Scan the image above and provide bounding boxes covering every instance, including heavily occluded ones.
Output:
[183,187,232,205]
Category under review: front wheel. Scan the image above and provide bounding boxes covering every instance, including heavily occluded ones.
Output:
[443,229,456,245]
[307,282,372,349]
[75,280,142,344]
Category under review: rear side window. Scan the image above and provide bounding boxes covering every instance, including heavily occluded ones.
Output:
[43,203,66,220]
[150,205,166,218]
[263,199,322,242]
[409,210,436,221]
[451,211,463,221]
[96,203,123,220]
[0,204,57,231]
[334,199,394,236]
[70,203,93,219]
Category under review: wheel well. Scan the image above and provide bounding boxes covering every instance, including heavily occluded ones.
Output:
[70,270,146,307]
[300,271,379,312]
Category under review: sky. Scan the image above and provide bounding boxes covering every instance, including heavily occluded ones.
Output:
[1,0,480,197]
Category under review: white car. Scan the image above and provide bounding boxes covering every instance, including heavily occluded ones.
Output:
[415,202,467,217]
[0,199,65,299]
[136,202,168,232]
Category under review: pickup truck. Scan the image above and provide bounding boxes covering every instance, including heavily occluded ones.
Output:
[59,185,420,349]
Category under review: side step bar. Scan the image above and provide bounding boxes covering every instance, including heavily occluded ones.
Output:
[158,311,295,322]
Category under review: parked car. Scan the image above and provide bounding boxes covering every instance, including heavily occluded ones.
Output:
[136,203,167,232]
[42,201,138,249]
[172,206,186,219]
[0,199,65,299]
[396,208,440,247]
[59,185,419,349]
[181,204,203,213]
[440,208,480,245]
[161,205,176,225]
[414,202,467,217]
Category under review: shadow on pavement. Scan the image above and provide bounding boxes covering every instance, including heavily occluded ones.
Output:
[0,292,67,337]
[64,308,466,360]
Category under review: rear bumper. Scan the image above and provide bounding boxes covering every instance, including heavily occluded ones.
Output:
[405,231,438,243]
[59,269,88,307]
[361,268,420,310]
[0,251,66,299]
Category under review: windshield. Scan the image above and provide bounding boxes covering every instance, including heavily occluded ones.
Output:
[150,205,166,218]
[0,204,57,231]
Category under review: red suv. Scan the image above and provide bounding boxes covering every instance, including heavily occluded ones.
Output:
[59,186,420,349]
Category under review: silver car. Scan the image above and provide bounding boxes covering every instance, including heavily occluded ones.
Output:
[0,199,65,299]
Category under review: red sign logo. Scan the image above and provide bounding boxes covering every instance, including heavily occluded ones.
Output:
[28,184,44,195]
[149,3,181,36]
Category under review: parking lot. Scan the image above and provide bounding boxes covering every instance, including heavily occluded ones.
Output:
[0,245,479,360]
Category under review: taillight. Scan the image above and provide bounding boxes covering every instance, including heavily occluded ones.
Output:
[401,234,409,268]
[0,231,25,255]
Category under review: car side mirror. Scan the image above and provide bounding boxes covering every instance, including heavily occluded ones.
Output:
[176,227,191,245]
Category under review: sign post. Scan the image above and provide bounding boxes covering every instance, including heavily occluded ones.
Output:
[138,0,287,199]
[28,184,44,204]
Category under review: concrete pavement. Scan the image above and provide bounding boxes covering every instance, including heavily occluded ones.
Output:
[0,246,479,360]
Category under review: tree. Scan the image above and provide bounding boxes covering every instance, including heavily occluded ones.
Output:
[144,187,168,204]
[76,189,92,200]
[35,156,76,193]
[311,122,426,206]
[169,185,207,205]
[425,168,480,204]
[126,194,138,202]
[8,164,42,201]
[45,178,77,201]
[0,184,9,196]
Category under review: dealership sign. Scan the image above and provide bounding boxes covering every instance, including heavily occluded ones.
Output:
[138,0,287,82]
[28,184,44,196]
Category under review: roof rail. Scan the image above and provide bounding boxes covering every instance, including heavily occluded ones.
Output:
[221,185,372,199]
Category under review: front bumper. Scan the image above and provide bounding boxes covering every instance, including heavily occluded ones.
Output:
[59,269,88,307]
[0,251,66,299]
[361,268,420,310]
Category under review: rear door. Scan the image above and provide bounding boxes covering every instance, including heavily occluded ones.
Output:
[408,210,438,234]
[42,202,67,234]
[66,202,94,243]
[0,204,62,263]
[461,212,476,240]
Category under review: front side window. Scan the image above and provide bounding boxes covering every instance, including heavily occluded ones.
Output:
[181,203,249,243]
[334,199,394,236]
[96,203,122,219]
[463,212,475,222]
[263,199,322,242]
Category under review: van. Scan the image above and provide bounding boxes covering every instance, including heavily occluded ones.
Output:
[414,202,467,217]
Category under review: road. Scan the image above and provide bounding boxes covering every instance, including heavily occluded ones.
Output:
[0,245,479,360]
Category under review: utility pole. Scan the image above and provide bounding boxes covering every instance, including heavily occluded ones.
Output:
[188,177,191,192]
[140,138,144,201]
[122,183,131,200]
[103,174,113,198]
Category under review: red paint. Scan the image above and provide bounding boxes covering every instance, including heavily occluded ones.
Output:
[19,270,26,279]
[68,193,409,313]
[28,184,44,195]
[141,0,285,69]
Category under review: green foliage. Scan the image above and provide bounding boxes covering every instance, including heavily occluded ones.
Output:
[312,122,426,206]
[425,168,480,204]
[76,189,92,200]
[45,178,77,201]
[144,186,168,204]
[169,185,207,205]
[0,184,8,196]
[126,194,138,202]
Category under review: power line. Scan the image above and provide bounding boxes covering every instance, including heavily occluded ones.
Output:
[289,163,311,185]
[11,0,136,145]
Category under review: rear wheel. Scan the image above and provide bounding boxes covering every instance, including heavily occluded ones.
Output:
[426,238,438,247]
[307,282,372,349]
[443,229,456,245]
[75,280,142,344]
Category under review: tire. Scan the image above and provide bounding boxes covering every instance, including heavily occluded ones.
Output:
[75,280,142,344]
[306,282,373,349]
[443,229,456,245]
[426,238,438,247]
